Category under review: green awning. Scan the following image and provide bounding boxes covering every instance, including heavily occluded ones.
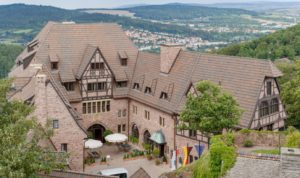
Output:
[150,130,166,144]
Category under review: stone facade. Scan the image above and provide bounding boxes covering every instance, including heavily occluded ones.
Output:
[34,74,86,171]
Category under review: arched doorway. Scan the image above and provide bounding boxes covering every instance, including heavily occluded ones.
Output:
[132,124,139,139]
[87,124,106,142]
[143,130,151,144]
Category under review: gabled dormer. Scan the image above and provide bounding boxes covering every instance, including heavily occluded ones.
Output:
[118,51,128,66]
[160,44,184,74]
[160,83,174,101]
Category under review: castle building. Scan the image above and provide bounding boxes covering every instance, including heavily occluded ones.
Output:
[9,22,287,171]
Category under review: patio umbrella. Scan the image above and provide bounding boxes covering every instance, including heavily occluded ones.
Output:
[105,133,128,143]
[84,139,103,149]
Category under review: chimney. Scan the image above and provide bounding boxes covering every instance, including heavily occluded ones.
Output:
[160,44,184,74]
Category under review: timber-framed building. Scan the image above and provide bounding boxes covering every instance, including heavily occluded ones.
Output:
[9,22,287,171]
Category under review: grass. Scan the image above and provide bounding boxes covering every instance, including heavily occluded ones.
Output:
[251,149,280,155]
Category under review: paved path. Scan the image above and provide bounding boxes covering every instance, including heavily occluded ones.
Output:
[85,144,170,178]
[224,157,280,178]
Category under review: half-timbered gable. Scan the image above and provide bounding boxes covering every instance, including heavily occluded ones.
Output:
[79,48,113,100]
[251,78,287,130]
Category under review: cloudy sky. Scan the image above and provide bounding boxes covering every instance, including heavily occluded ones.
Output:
[0,0,298,9]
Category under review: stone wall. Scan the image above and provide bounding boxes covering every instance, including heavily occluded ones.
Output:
[234,131,286,147]
[128,99,175,156]
[34,74,86,171]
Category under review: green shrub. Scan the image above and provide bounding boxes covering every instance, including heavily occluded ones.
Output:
[129,135,139,144]
[285,130,300,148]
[103,130,113,137]
[240,129,251,135]
[155,158,161,165]
[243,140,253,147]
[147,154,153,160]
[162,155,168,163]
[193,135,237,178]
[143,143,151,152]
[153,148,160,158]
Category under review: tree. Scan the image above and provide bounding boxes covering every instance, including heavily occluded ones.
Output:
[179,81,243,136]
[0,79,67,177]
[281,61,300,129]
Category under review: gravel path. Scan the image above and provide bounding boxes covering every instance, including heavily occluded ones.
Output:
[224,157,280,178]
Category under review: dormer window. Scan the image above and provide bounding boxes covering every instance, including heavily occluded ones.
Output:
[116,81,128,88]
[145,87,152,94]
[51,62,58,70]
[64,82,75,91]
[121,58,127,66]
[133,83,140,90]
[118,51,128,66]
[160,92,168,100]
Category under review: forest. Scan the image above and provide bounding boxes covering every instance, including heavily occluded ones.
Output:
[0,44,23,78]
[123,4,257,20]
[217,24,300,60]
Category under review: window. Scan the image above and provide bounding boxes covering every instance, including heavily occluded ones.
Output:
[97,101,101,113]
[83,103,87,114]
[91,62,105,70]
[189,130,197,138]
[133,83,140,90]
[259,101,269,117]
[122,109,127,117]
[267,81,272,95]
[87,102,92,114]
[145,87,152,94]
[122,124,126,131]
[51,62,58,70]
[144,110,150,120]
[160,92,168,100]
[121,58,127,66]
[159,117,165,127]
[116,81,128,88]
[118,110,122,117]
[92,102,96,113]
[87,82,107,91]
[61,143,67,152]
[106,101,110,112]
[102,101,106,112]
[53,120,59,129]
[64,82,75,91]
[118,125,121,133]
[82,100,111,114]
[270,98,279,113]
[133,105,137,114]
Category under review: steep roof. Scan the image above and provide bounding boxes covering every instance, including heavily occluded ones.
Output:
[131,51,283,128]
[28,22,138,83]
[11,22,283,129]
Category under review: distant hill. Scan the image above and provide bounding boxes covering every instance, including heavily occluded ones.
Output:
[216,24,300,61]
[122,3,257,20]
[206,2,300,11]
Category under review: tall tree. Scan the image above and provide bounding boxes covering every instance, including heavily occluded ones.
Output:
[281,61,300,129]
[0,79,67,177]
[179,81,243,136]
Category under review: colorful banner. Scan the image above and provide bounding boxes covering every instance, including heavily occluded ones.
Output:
[195,144,205,157]
[171,150,176,171]
[182,146,193,166]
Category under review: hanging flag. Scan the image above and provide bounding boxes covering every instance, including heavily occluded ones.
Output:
[182,146,193,166]
[195,144,205,157]
[171,150,176,171]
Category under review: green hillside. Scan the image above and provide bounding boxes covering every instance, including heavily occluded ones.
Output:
[124,3,257,20]
[0,44,23,78]
[217,24,300,60]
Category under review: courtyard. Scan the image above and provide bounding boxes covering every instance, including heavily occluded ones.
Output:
[85,144,171,178]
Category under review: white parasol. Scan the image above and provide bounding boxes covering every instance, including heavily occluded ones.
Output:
[84,139,103,149]
[105,133,128,143]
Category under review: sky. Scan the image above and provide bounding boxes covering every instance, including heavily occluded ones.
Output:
[0,0,299,9]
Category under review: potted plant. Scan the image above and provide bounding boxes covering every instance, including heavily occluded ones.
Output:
[155,158,161,165]
[153,148,160,158]
[162,155,168,164]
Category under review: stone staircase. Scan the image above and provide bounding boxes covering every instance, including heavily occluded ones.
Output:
[280,147,300,178]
